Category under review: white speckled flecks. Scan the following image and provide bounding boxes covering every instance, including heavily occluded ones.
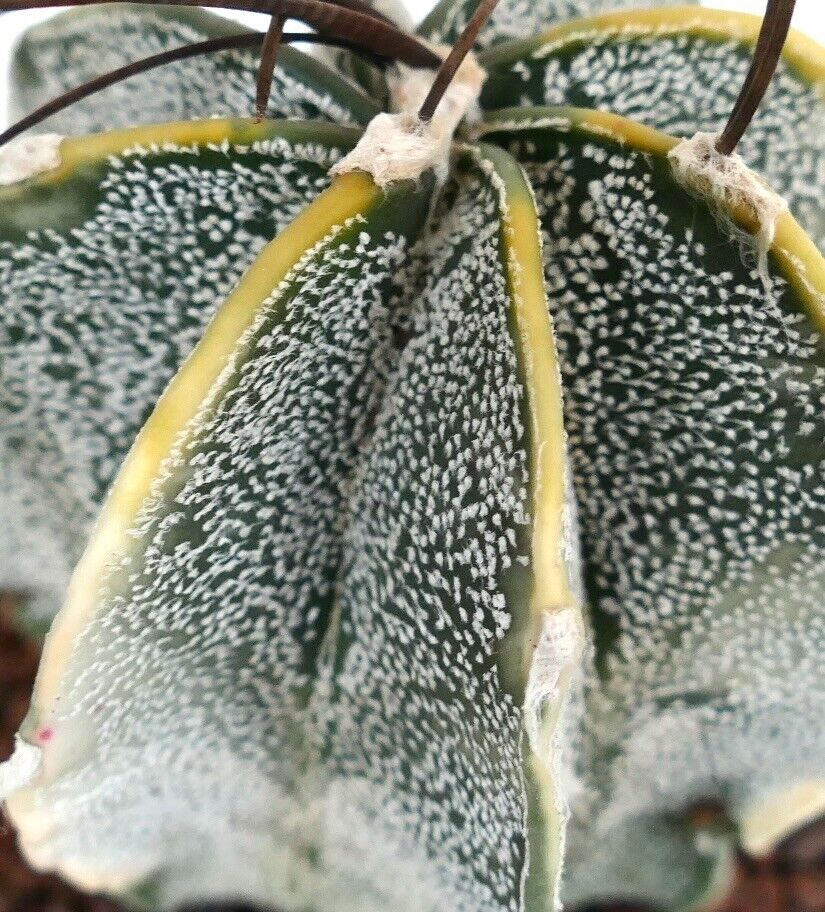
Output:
[0,136,344,624]
[420,0,695,49]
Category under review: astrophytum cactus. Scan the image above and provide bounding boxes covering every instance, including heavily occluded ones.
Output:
[0,0,822,910]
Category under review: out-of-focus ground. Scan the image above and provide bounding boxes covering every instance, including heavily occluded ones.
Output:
[2,597,824,912]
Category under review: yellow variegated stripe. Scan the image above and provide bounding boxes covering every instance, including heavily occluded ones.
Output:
[502,165,570,615]
[773,215,825,333]
[471,141,574,658]
[470,143,581,912]
[29,166,379,719]
[479,6,825,89]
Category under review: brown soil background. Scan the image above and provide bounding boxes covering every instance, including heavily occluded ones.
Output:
[2,597,823,912]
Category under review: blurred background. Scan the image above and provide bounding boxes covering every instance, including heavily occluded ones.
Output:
[1,1,825,911]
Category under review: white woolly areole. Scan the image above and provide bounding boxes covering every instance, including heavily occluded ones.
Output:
[0,738,42,799]
[0,134,63,186]
[330,112,444,187]
[331,52,486,187]
[524,606,584,910]
[525,607,584,751]
[668,132,787,252]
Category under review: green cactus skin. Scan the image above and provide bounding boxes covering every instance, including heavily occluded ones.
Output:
[479,105,825,909]
[478,7,825,252]
[418,0,695,50]
[0,119,360,628]
[0,3,823,912]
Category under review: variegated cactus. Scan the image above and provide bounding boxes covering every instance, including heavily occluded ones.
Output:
[0,0,822,910]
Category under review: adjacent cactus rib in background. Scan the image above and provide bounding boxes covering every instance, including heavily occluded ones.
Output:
[8,5,382,134]
[478,7,825,251]
[0,118,361,628]
[418,0,697,50]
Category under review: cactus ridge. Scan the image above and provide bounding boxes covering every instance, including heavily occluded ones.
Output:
[0,3,823,912]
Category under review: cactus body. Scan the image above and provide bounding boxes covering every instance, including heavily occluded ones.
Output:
[481,105,825,907]
[0,119,361,628]
[0,4,823,912]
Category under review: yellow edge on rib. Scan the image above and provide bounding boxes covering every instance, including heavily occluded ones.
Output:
[478,106,825,333]
[56,119,278,176]
[506,189,571,616]
[0,118,359,198]
[773,213,825,334]
[500,159,580,912]
[0,119,290,189]
[30,168,380,718]
[567,107,678,156]
[473,142,575,912]
[472,143,572,622]
[488,6,825,88]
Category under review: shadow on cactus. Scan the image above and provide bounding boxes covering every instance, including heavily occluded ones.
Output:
[0,0,822,910]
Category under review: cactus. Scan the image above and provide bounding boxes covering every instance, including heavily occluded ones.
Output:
[0,119,362,628]
[0,1,822,911]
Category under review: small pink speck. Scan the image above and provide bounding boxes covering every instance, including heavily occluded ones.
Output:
[36,727,54,744]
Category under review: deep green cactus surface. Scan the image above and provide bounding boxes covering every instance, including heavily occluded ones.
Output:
[0,4,823,912]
